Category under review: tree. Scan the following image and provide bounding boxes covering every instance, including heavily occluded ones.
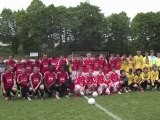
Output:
[104,12,130,54]
[0,8,19,54]
[131,12,160,53]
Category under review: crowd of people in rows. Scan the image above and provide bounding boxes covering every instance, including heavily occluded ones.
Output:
[0,50,160,100]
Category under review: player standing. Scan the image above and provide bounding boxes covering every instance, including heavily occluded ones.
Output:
[134,50,143,70]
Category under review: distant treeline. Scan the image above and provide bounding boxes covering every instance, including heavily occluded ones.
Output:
[0,0,160,56]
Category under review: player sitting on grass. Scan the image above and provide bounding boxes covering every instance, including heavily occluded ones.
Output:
[74,69,86,96]
[17,67,31,100]
[30,67,44,99]
[120,70,129,93]
[150,65,160,90]
[85,69,97,95]
[109,67,122,94]
[104,74,111,95]
[1,66,17,100]
[140,67,151,90]
[44,64,57,98]
[94,68,106,95]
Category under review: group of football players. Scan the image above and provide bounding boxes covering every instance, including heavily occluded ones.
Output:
[0,49,160,100]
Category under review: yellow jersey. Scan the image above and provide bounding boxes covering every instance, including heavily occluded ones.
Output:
[127,73,134,85]
[126,58,134,72]
[155,58,160,68]
[143,57,151,71]
[150,70,159,85]
[121,59,128,71]
[134,55,143,69]
[134,74,142,83]
[141,72,150,80]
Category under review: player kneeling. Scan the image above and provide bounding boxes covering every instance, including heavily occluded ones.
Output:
[94,68,106,95]
[120,70,129,93]
[1,66,17,100]
[85,69,97,94]
[150,65,159,90]
[55,65,70,99]
[109,67,122,94]
[17,67,31,100]
[140,67,151,90]
[133,69,144,92]
[74,69,86,96]
[30,67,44,99]
[44,65,57,98]
[104,74,112,95]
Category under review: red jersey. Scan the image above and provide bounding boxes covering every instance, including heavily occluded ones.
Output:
[83,59,93,73]
[1,72,14,89]
[33,61,41,71]
[77,61,84,71]
[57,59,67,71]
[86,74,95,85]
[23,60,33,74]
[44,71,57,86]
[99,58,105,67]
[93,59,100,71]
[109,57,115,68]
[109,72,121,82]
[104,79,112,86]
[30,72,42,88]
[57,71,69,84]
[103,60,111,75]
[72,59,79,71]
[40,58,50,74]
[94,73,105,85]
[15,63,24,78]
[50,58,59,71]
[6,60,16,72]
[74,75,86,86]
[17,73,29,88]
[114,57,121,70]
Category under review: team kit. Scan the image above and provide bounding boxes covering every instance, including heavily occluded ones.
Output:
[0,50,160,100]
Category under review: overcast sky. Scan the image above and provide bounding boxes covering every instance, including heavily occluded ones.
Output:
[0,0,160,18]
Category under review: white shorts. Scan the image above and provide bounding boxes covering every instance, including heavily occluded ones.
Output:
[71,71,77,81]
[93,71,99,76]
[115,70,120,76]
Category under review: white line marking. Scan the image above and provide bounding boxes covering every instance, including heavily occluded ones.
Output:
[84,96,122,120]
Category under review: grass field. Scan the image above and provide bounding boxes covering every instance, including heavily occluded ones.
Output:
[0,90,160,120]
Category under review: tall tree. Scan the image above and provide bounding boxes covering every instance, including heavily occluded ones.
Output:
[104,12,130,54]
[131,12,160,52]
[0,8,19,54]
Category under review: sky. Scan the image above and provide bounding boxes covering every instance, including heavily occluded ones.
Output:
[0,0,160,18]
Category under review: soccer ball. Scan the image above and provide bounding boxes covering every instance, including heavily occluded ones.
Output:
[92,91,98,97]
[88,98,95,105]
[40,84,44,90]
[12,86,17,92]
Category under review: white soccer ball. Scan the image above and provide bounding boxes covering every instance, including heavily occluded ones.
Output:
[92,91,98,97]
[88,98,95,105]
[12,86,17,92]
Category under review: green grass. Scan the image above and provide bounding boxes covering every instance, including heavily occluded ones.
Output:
[0,91,160,120]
